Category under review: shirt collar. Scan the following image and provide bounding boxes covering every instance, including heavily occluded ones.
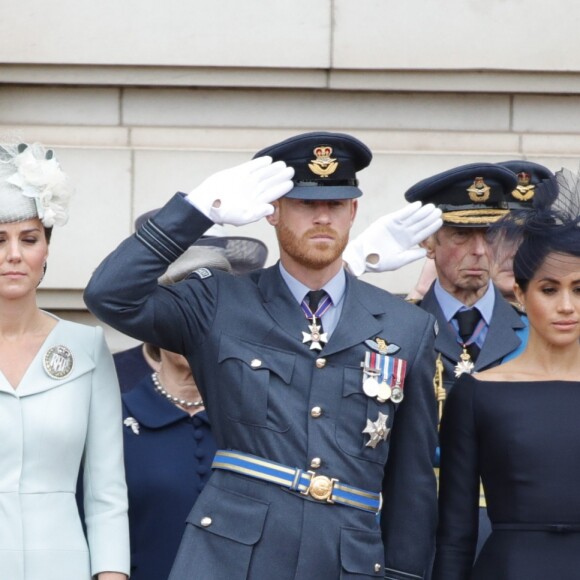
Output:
[278,262,346,307]
[434,279,495,325]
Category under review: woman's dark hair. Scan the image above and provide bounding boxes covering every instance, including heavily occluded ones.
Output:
[492,171,580,292]
[44,227,53,244]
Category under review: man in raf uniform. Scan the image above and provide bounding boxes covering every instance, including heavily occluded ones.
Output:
[85,132,438,580]
[404,162,530,555]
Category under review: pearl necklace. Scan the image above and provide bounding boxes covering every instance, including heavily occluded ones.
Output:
[152,372,205,409]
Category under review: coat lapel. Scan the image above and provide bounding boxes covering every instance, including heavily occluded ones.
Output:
[475,288,526,370]
[420,285,463,364]
[258,266,312,344]
[321,275,383,357]
[12,319,96,397]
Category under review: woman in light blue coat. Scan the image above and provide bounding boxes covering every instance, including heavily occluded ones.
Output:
[0,143,130,580]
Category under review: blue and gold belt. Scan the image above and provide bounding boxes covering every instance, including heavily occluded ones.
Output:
[212,450,381,514]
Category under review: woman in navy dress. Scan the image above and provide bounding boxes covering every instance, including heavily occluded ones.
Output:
[433,171,580,580]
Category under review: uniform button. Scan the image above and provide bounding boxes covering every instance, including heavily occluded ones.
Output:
[310,457,321,469]
[200,517,212,527]
[315,358,326,368]
[374,563,382,573]
[310,406,322,418]
[250,359,262,368]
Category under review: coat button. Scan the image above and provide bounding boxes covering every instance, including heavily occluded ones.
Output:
[311,406,322,418]
[200,517,213,527]
[250,359,262,368]
[374,563,382,573]
[315,358,326,368]
[310,457,322,469]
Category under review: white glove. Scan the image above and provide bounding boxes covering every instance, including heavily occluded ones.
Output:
[187,156,295,226]
[343,202,443,276]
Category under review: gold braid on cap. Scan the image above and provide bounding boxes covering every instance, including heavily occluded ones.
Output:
[443,208,509,225]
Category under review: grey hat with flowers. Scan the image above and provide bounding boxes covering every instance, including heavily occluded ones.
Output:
[0,142,72,227]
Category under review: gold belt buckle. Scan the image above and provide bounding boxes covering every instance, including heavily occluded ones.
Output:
[300,470,338,503]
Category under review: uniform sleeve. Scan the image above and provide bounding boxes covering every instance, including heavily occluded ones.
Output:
[82,327,130,577]
[84,193,217,355]
[431,374,479,580]
[380,313,438,580]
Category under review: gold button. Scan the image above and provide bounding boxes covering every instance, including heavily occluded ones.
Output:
[200,517,212,527]
[250,359,262,368]
[310,457,322,469]
[374,563,382,573]
[315,358,326,368]
[311,406,322,418]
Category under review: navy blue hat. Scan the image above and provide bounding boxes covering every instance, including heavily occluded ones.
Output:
[496,160,554,210]
[404,162,519,227]
[253,131,372,200]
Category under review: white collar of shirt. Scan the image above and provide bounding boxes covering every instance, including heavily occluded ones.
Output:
[434,278,495,325]
[278,262,346,307]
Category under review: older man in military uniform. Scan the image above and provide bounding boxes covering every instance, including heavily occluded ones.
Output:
[85,132,439,580]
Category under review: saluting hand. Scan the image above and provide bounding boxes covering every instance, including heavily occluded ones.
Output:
[343,201,442,276]
[187,156,294,226]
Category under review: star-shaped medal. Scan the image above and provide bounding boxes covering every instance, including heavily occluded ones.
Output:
[362,412,390,448]
[454,350,475,378]
[302,317,328,350]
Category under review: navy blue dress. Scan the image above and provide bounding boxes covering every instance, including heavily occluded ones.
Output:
[433,374,580,580]
[114,345,152,393]
[122,374,217,580]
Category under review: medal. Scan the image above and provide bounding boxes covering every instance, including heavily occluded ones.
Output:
[302,316,329,351]
[454,349,475,378]
[43,345,74,379]
[376,381,392,402]
[363,376,380,398]
[362,412,390,449]
[391,386,404,404]
[301,293,332,350]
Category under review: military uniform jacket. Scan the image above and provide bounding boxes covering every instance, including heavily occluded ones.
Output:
[85,193,438,580]
[419,283,527,394]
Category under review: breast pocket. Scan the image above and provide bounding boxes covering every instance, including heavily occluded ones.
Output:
[218,333,296,432]
[335,366,394,464]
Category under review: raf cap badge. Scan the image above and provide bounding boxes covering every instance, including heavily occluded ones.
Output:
[467,177,491,203]
[362,412,390,448]
[43,345,74,379]
[308,146,338,178]
[511,171,536,201]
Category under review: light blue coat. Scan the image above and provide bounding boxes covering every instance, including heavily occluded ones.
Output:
[0,316,130,580]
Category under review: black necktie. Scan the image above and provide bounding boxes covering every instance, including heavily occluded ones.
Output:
[307,290,327,312]
[454,308,482,361]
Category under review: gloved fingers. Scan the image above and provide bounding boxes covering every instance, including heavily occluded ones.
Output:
[236,156,274,174]
[388,201,423,224]
[255,166,295,203]
[407,214,443,243]
[368,247,427,271]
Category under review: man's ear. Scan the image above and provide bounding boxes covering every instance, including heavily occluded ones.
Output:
[420,235,436,259]
[266,200,280,226]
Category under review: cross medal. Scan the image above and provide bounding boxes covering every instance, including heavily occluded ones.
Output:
[302,316,328,350]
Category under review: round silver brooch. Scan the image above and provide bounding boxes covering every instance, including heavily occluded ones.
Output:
[43,345,74,379]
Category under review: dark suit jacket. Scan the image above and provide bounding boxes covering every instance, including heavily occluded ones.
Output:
[85,193,439,580]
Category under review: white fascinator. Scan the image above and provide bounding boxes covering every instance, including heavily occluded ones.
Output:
[0,142,72,227]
